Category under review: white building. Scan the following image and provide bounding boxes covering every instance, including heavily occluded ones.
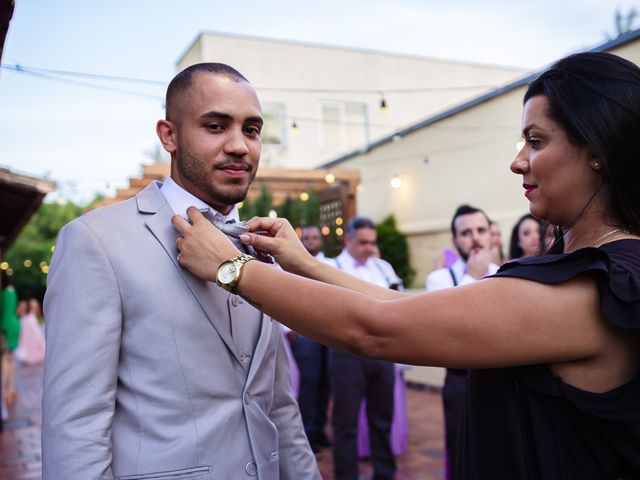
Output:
[177,31,525,170]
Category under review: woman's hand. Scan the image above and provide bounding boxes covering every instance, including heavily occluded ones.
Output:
[240,217,316,275]
[172,207,241,282]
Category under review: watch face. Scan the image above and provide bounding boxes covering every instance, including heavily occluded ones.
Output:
[218,262,238,284]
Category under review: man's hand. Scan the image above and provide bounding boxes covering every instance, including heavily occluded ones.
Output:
[172,207,241,282]
[466,248,492,280]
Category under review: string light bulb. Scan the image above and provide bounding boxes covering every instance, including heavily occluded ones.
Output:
[324,172,336,184]
[390,175,402,189]
[300,192,309,202]
[379,95,388,114]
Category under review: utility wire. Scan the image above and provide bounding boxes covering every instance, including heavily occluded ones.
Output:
[1,63,502,94]
[1,64,164,100]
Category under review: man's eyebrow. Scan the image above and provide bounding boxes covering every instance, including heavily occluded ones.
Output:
[200,112,263,126]
[246,116,264,126]
[200,111,232,120]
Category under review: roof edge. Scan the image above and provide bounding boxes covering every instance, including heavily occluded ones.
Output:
[321,28,640,169]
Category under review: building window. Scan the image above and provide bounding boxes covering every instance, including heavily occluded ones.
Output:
[261,103,286,146]
[321,101,368,149]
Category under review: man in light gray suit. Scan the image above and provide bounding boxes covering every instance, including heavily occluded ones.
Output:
[43,63,319,479]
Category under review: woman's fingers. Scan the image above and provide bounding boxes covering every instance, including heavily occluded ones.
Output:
[241,231,280,254]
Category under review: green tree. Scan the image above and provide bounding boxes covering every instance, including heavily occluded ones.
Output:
[376,215,415,287]
[252,185,273,217]
[609,7,639,39]
[300,191,320,227]
[238,197,255,221]
[4,200,84,300]
[276,196,301,227]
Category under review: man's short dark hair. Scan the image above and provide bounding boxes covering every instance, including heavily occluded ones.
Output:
[165,63,249,121]
[345,216,376,237]
[450,204,490,235]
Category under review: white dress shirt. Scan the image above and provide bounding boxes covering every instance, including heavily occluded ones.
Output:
[160,176,239,223]
[333,249,402,289]
[426,257,499,292]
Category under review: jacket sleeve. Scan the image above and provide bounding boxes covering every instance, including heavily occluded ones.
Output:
[42,219,122,479]
[269,324,321,479]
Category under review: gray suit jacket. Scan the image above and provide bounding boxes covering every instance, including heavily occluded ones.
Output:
[42,182,319,480]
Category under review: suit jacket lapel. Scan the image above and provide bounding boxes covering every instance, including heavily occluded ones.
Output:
[140,182,242,364]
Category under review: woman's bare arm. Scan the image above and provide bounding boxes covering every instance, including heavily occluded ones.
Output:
[234,261,607,369]
[172,209,608,370]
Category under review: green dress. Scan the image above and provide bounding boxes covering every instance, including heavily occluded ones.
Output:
[1,285,20,351]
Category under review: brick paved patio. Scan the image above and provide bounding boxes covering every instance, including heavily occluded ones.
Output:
[0,364,444,479]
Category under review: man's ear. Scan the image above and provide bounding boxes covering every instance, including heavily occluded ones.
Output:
[156,119,177,154]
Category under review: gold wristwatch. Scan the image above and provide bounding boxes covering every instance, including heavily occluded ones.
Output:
[216,253,255,292]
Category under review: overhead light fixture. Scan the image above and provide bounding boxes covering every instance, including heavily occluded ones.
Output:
[390,175,402,189]
[379,95,388,114]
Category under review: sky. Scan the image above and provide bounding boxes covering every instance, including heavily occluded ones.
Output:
[1,0,639,203]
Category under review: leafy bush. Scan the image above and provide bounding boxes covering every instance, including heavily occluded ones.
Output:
[376,215,415,287]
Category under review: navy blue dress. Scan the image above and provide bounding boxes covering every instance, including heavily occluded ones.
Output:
[456,240,640,479]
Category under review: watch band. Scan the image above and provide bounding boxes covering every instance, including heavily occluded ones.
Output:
[218,253,255,292]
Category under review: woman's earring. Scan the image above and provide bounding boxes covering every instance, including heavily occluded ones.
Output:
[592,161,601,170]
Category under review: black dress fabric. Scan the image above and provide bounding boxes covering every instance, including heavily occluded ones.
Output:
[456,240,640,480]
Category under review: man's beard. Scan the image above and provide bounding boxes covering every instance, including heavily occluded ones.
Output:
[177,148,255,206]
[455,242,481,262]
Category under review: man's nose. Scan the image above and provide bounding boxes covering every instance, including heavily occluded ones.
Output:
[224,127,249,156]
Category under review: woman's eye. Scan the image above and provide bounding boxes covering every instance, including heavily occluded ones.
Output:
[527,138,540,149]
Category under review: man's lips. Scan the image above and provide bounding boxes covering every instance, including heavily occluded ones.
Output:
[523,183,537,197]
[218,164,250,177]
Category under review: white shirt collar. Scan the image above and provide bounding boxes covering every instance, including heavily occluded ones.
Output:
[160,176,239,223]
[338,249,371,268]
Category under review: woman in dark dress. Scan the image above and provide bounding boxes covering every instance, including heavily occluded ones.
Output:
[173,52,640,478]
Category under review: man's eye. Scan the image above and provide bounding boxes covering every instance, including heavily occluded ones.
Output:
[206,123,225,131]
[245,126,261,136]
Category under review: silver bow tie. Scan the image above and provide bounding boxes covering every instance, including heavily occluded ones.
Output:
[199,209,274,263]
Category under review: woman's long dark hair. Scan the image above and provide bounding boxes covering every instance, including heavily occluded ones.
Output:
[524,52,640,235]
[509,214,541,259]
